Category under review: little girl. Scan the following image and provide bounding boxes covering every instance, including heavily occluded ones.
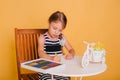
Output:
[38,11,75,80]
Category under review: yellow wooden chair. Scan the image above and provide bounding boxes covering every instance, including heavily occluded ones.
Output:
[15,28,48,80]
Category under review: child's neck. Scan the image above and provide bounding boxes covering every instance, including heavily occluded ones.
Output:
[47,32,59,41]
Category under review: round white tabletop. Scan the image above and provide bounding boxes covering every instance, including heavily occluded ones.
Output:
[46,56,107,77]
[21,56,107,80]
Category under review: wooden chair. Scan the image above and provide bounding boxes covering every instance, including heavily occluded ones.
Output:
[15,28,48,80]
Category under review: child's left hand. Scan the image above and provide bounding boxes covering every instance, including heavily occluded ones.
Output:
[65,53,74,60]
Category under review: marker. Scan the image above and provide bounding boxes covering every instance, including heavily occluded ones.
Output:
[55,53,58,56]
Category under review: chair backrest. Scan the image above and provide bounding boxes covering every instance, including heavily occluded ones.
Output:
[15,28,48,80]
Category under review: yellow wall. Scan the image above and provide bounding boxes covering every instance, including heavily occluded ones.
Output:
[0,0,120,80]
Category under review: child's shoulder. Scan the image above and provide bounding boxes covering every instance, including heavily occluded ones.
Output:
[38,34,45,41]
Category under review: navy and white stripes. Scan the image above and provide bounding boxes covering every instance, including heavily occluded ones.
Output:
[38,73,70,80]
[44,33,62,55]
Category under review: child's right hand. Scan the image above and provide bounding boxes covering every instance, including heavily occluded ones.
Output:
[65,53,74,60]
[53,55,61,62]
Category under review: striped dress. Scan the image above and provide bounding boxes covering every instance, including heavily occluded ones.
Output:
[44,33,63,56]
[38,33,70,80]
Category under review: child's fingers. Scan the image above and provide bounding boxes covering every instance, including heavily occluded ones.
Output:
[53,56,61,62]
[65,54,73,60]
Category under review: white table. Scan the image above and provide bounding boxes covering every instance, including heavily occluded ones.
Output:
[21,56,107,80]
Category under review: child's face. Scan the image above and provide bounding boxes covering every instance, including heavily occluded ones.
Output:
[48,21,63,38]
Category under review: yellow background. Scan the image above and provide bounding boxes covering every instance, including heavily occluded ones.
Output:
[0,0,120,80]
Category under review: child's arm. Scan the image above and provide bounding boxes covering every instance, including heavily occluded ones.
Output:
[38,35,54,60]
[62,35,75,60]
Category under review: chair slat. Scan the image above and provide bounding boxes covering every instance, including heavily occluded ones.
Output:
[30,34,34,60]
[27,34,31,60]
